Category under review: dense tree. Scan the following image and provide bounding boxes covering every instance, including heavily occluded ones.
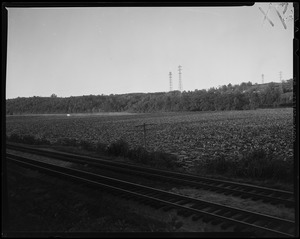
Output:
[6,80,293,115]
[249,91,260,109]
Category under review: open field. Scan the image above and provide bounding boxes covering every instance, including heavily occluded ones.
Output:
[6,108,294,167]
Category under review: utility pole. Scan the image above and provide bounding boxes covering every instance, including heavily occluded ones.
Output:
[262,74,264,84]
[169,72,173,92]
[135,123,156,150]
[178,65,182,92]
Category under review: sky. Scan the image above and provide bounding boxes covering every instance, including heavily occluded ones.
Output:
[6,3,294,99]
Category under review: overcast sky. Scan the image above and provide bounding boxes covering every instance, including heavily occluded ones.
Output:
[6,3,294,99]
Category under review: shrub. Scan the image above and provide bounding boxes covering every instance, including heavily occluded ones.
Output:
[105,139,180,170]
[126,146,179,170]
[7,133,50,145]
[235,149,293,182]
[128,146,149,164]
[22,135,37,145]
[150,151,180,169]
[196,148,293,183]
[56,138,78,147]
[8,133,23,143]
[37,137,51,145]
[106,139,130,157]
[205,154,231,174]
[79,140,95,151]
[96,142,108,154]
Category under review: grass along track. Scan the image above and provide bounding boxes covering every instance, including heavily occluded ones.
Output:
[6,152,296,237]
[7,143,295,208]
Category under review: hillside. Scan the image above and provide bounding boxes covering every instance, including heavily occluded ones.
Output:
[6,79,293,115]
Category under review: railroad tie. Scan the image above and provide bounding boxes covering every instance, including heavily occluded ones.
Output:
[214,209,228,216]
[192,205,208,210]
[232,213,247,221]
[204,207,219,214]
[243,216,258,224]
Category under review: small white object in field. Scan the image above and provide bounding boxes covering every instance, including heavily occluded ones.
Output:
[67,114,71,117]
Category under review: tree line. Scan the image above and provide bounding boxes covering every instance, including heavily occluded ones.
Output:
[6,79,293,115]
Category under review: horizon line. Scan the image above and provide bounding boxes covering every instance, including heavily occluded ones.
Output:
[6,79,293,100]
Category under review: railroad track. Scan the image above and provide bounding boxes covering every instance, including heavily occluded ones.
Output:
[7,143,295,208]
[6,153,295,237]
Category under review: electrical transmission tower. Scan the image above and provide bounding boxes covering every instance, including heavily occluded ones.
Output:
[279,71,282,82]
[178,65,182,92]
[262,74,264,84]
[169,72,173,91]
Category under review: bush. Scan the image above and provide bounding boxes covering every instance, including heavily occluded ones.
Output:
[234,149,293,182]
[105,139,180,170]
[37,138,51,145]
[219,149,290,182]
[7,133,50,145]
[106,139,130,157]
[204,154,232,175]
[55,138,78,147]
[79,140,95,151]
[22,135,37,145]
[8,133,23,143]
[195,148,293,183]
[128,146,149,164]
[150,151,180,169]
[232,149,267,178]
[96,142,108,154]
[126,146,179,170]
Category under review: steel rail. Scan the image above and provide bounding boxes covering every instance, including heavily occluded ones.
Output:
[7,143,295,207]
[6,153,295,237]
